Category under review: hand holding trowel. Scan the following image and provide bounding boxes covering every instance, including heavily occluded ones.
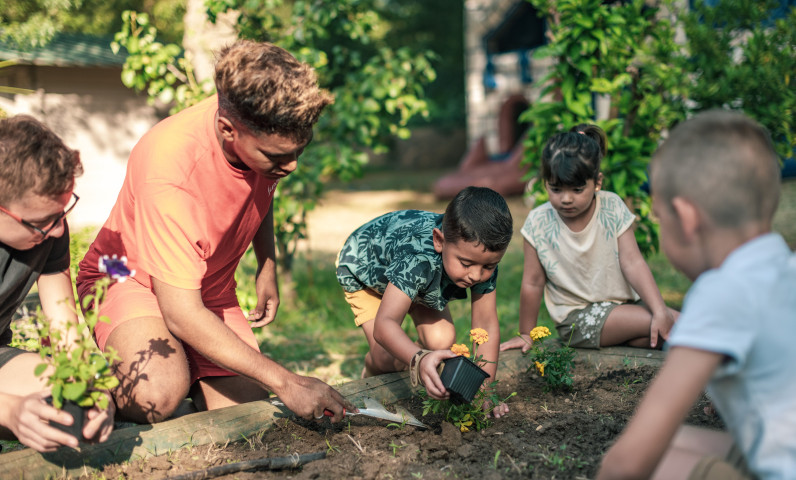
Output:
[271,396,427,428]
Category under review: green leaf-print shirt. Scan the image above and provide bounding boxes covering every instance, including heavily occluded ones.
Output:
[336,210,498,311]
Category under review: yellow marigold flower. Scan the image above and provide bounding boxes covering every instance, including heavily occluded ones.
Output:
[451,344,470,357]
[469,328,489,345]
[535,361,545,376]
[530,326,551,341]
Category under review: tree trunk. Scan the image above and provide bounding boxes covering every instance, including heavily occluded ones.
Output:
[182,0,238,83]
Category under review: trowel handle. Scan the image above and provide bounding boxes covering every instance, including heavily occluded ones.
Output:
[323,408,347,417]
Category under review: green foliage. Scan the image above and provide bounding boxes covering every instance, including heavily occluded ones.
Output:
[111,11,213,114]
[28,277,120,410]
[522,0,688,255]
[682,0,796,160]
[0,0,184,48]
[421,383,516,433]
[112,1,436,276]
[525,327,576,392]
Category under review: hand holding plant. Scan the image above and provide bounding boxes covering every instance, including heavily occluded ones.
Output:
[422,329,516,432]
[28,255,133,441]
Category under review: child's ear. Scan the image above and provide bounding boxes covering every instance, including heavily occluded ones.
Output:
[432,228,445,253]
[595,173,603,191]
[671,196,701,241]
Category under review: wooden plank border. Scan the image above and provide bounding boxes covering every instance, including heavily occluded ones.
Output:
[0,346,664,479]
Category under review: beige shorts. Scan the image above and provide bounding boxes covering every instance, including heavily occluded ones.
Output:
[343,289,385,326]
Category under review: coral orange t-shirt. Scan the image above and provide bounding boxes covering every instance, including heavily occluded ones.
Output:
[78,95,278,307]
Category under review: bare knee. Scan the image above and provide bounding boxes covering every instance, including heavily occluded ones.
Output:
[115,376,190,423]
[418,328,455,351]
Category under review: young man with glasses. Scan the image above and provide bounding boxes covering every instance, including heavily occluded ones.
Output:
[0,115,114,452]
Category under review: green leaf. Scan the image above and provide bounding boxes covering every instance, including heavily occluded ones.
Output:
[62,381,88,402]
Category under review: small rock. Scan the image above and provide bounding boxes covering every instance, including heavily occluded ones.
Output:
[536,424,544,432]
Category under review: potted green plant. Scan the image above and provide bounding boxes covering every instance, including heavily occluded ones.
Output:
[32,255,132,440]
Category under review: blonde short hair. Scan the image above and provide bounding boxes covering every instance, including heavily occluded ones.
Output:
[651,110,780,228]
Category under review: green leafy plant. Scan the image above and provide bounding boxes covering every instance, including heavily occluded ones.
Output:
[682,0,796,160]
[524,327,576,392]
[30,255,133,410]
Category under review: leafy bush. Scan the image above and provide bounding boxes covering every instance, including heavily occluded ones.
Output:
[682,0,796,160]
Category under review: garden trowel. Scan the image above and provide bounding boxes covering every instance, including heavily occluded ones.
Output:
[271,396,427,429]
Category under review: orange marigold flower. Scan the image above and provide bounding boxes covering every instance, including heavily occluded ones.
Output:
[530,326,552,341]
[451,344,470,357]
[535,361,545,376]
[469,328,489,345]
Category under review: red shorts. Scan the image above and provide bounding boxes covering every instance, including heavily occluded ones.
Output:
[89,278,259,383]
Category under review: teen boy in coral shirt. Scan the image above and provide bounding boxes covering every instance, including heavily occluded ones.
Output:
[78,40,353,424]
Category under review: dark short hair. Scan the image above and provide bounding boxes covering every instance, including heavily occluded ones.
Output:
[442,186,513,252]
[0,115,82,205]
[540,124,606,186]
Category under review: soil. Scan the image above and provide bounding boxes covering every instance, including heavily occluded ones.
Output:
[99,360,723,480]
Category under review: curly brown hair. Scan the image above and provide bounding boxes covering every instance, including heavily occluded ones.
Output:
[0,115,83,205]
[214,40,334,142]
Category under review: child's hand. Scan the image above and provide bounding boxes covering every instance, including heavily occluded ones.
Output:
[649,310,676,349]
[83,396,115,444]
[420,350,458,400]
[499,334,533,353]
[482,399,509,419]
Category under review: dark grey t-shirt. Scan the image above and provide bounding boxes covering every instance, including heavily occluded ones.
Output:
[0,223,70,345]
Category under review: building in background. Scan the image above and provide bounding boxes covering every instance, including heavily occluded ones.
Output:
[0,33,163,229]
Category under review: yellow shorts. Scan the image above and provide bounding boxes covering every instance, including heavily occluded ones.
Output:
[343,289,384,327]
[90,278,260,383]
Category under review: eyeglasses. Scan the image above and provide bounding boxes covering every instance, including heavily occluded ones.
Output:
[0,192,80,237]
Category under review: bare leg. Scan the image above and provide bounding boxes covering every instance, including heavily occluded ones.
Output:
[652,425,742,480]
[0,352,50,396]
[411,304,455,351]
[360,318,409,376]
[105,317,191,423]
[601,304,679,349]
[191,375,270,411]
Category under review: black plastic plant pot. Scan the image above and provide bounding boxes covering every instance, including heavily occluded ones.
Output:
[440,356,490,405]
[45,397,86,443]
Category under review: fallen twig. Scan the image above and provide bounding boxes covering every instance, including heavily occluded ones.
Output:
[347,434,365,453]
[168,451,326,480]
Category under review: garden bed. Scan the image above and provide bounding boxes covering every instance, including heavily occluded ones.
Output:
[0,348,724,479]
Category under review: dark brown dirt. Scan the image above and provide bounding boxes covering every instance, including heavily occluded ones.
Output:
[98,360,723,480]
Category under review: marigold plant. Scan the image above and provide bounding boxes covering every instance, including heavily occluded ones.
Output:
[451,344,470,357]
[522,326,576,392]
[423,327,515,432]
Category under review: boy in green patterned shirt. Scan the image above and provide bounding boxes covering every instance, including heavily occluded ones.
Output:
[336,186,512,417]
